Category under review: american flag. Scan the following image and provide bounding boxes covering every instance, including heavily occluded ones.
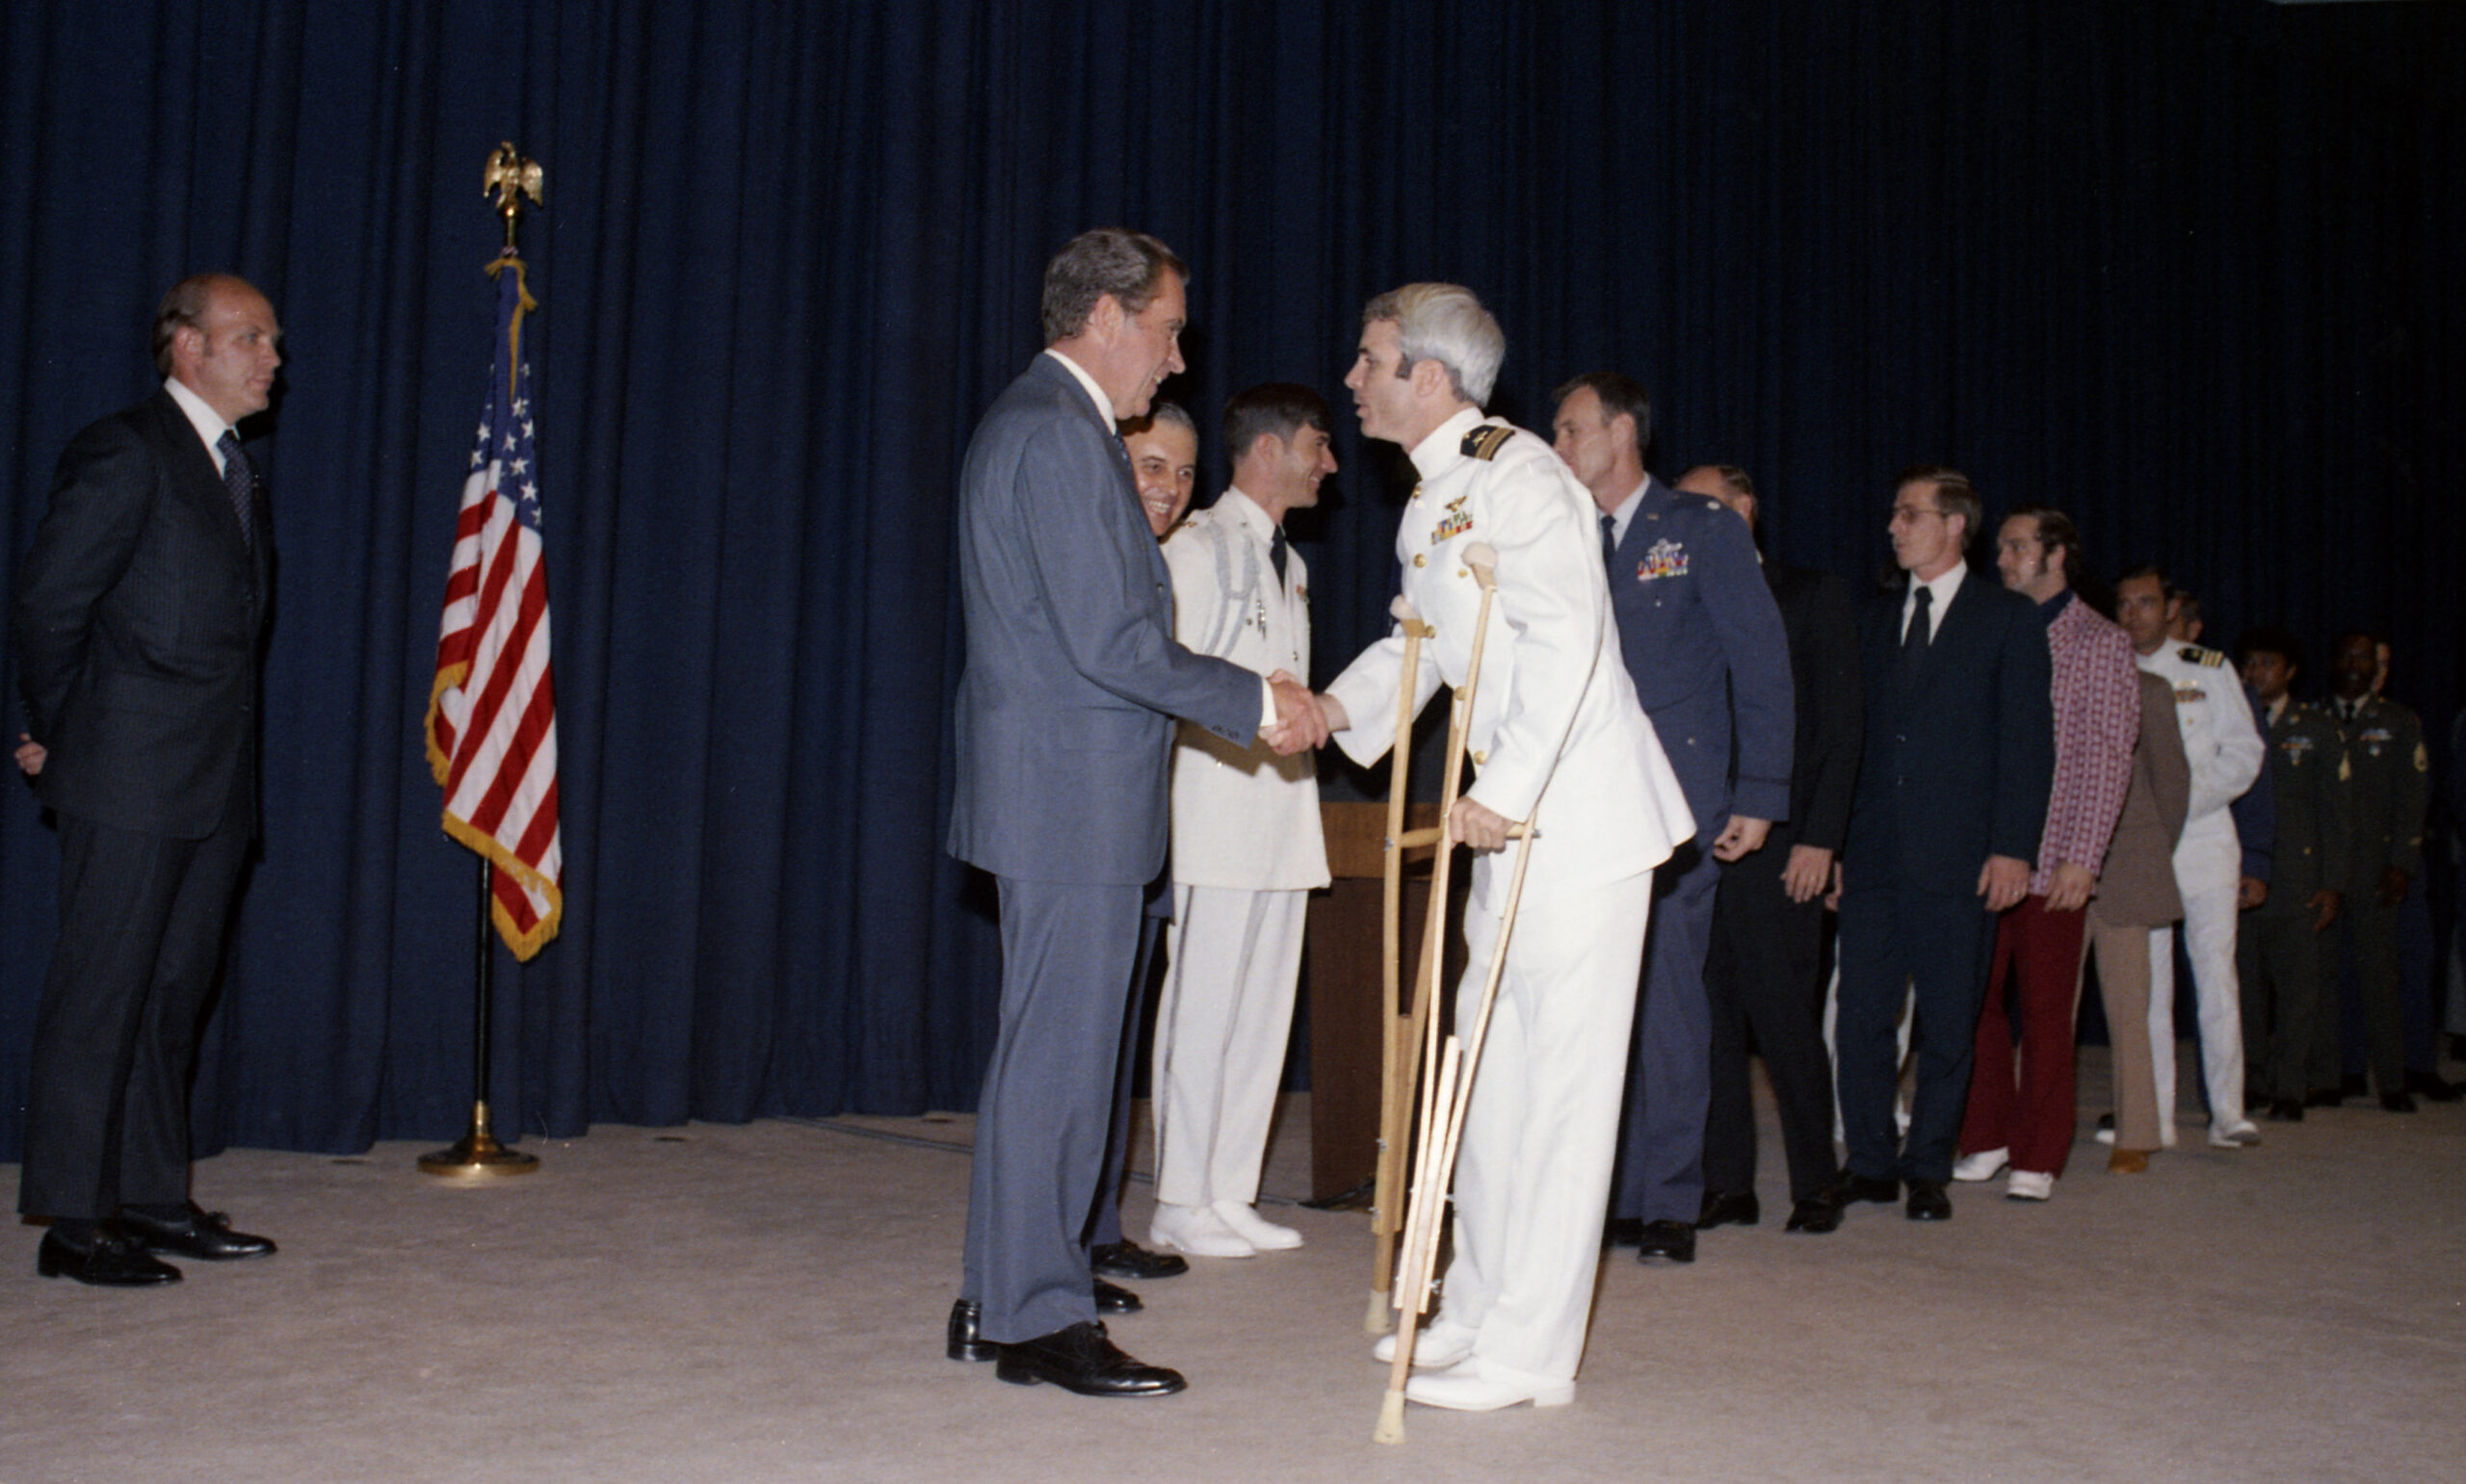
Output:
[425,257,563,959]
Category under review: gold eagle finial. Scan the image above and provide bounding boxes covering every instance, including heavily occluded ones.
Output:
[484,143,544,252]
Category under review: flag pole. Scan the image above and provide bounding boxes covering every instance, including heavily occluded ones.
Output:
[419,143,549,1180]
[419,852,538,1176]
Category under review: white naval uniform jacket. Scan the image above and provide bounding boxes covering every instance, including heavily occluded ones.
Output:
[2135,641,2265,834]
[1161,488,1331,892]
[1325,407,1695,898]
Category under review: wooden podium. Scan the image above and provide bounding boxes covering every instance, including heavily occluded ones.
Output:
[1302,800,1466,1204]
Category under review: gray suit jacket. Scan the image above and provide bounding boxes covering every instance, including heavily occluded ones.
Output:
[13,388,269,840]
[946,354,1259,885]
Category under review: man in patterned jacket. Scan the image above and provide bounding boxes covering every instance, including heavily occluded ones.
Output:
[1953,508,2138,1201]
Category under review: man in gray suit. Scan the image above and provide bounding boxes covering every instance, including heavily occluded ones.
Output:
[13,273,281,1286]
[941,229,1323,1397]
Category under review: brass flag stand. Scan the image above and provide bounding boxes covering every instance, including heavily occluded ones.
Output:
[420,143,548,1180]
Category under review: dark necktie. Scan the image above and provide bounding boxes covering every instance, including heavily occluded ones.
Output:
[218,430,255,550]
[1600,511,1617,569]
[1269,524,1288,588]
[1899,585,1932,687]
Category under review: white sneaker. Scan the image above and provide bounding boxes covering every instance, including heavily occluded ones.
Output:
[1952,1147,2008,1183]
[2093,1127,2116,1146]
[2208,1121,2262,1149]
[1211,1201,1302,1251]
[1404,1357,1575,1412]
[1372,1319,1475,1368]
[1148,1202,1255,1258]
[2004,1170,2055,1201]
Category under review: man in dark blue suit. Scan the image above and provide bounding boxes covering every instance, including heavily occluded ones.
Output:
[13,274,282,1286]
[941,230,1322,1397]
[1832,467,2054,1221]
[1551,375,1793,1264]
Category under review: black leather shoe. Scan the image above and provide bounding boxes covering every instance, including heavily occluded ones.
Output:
[37,1227,181,1287]
[1092,1277,1141,1314]
[2265,1098,2305,1123]
[996,1320,1186,1396]
[947,1299,997,1362]
[1603,1216,1645,1247]
[2380,1090,2419,1114]
[118,1204,275,1261]
[1827,1172,1900,1207]
[1635,1219,1696,1263]
[2304,1086,2345,1108]
[2095,1110,2114,1132]
[1089,1237,1187,1281]
[2404,1070,2461,1103]
[1784,1196,1842,1234]
[1904,1181,1953,1221]
[1697,1189,1760,1229]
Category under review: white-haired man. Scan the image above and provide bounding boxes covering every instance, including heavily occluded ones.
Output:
[1310,283,1692,1413]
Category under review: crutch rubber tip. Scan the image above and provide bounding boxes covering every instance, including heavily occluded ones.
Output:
[1366,1289,1393,1334]
[1374,1391,1408,1445]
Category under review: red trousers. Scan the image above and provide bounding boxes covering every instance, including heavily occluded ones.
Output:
[1958,895,2090,1177]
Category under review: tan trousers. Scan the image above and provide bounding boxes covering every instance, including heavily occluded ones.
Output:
[2090,920,2163,1153]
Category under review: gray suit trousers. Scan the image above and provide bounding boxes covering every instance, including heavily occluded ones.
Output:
[963,875,1142,1341]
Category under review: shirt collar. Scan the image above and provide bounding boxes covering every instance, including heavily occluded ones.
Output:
[1041,349,1115,425]
[1604,479,1648,546]
[2034,588,2073,626]
[165,376,235,472]
[1217,485,1278,540]
[1906,560,1967,616]
[1406,406,1489,482]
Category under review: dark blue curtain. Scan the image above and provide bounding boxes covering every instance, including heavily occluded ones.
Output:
[4,0,2459,1158]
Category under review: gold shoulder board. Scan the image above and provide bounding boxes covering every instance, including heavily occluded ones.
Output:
[1460,425,1514,461]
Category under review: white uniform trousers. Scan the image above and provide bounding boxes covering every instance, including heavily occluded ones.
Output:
[1152,884,1308,1209]
[2147,820,2247,1132]
[1445,868,1652,1383]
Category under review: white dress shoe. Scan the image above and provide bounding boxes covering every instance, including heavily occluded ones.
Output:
[2207,1121,2262,1149]
[2004,1170,2055,1201]
[1372,1319,1475,1368]
[2100,1124,2180,1149]
[1211,1201,1302,1251]
[1148,1203,1255,1258]
[1951,1147,2008,1183]
[1404,1357,1575,1412]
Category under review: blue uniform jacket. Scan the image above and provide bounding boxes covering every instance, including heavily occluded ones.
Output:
[1604,475,1794,829]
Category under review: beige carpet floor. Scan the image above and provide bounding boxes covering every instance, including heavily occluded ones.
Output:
[5,1048,2461,1483]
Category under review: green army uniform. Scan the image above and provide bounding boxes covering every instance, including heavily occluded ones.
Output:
[2316,694,2431,1096]
[2236,699,2348,1104]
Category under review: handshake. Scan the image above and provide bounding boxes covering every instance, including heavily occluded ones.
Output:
[1263,671,1346,756]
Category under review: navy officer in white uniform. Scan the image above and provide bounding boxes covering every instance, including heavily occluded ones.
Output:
[1310,283,1692,1414]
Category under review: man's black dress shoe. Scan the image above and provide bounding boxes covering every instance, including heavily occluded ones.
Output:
[1092,1277,1141,1314]
[1696,1189,1760,1229]
[2304,1086,2345,1108]
[2380,1090,2418,1114]
[1784,1196,1841,1234]
[2403,1070,2461,1103]
[1827,1172,1900,1207]
[37,1227,181,1287]
[947,1299,998,1362]
[1904,1181,1952,1221]
[1089,1237,1187,1281]
[1634,1219,1696,1263]
[995,1320,1186,1396]
[2265,1098,2305,1123]
[118,1204,275,1261]
[1603,1216,1645,1247]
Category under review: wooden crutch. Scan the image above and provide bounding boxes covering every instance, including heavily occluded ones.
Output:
[1367,594,1436,1334]
[1368,543,1530,1444]
[1373,810,1536,1445]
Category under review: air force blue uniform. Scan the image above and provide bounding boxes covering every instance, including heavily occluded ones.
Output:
[1603,476,1795,1226]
